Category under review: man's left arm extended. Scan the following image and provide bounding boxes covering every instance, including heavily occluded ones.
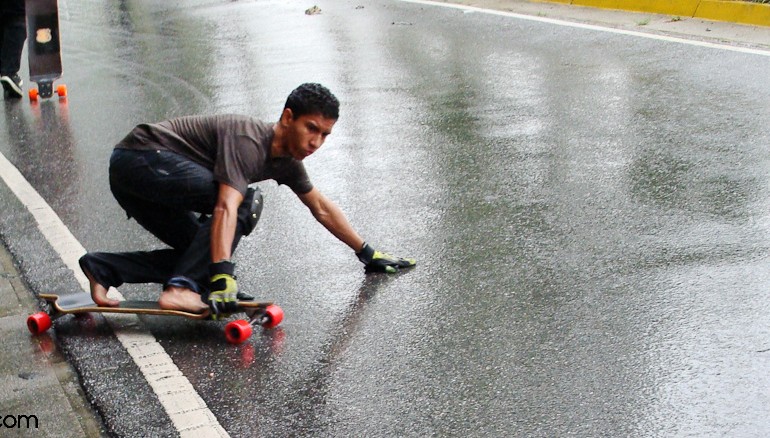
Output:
[297,187,416,273]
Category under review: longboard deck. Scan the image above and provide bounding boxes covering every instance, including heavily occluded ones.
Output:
[40,293,273,320]
[30,293,283,343]
[26,0,63,80]
[26,0,67,100]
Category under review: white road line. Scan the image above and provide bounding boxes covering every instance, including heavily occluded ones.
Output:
[0,151,229,437]
[400,0,770,57]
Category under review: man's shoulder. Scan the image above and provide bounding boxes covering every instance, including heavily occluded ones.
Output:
[168,113,267,127]
[161,113,273,148]
[216,114,271,134]
[217,113,266,124]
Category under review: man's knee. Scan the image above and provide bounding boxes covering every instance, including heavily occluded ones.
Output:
[238,187,263,236]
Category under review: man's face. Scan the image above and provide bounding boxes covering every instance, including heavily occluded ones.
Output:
[284,111,336,160]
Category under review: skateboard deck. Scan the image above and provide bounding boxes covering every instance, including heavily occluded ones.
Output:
[28,292,284,344]
[26,0,67,100]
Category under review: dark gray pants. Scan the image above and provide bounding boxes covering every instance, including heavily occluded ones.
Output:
[0,14,25,76]
[80,148,261,293]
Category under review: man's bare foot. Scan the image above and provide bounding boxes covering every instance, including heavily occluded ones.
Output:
[84,269,119,307]
[159,286,209,314]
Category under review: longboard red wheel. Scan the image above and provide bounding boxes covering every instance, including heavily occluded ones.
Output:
[29,88,39,101]
[27,312,52,334]
[262,304,283,329]
[56,84,67,97]
[225,319,252,344]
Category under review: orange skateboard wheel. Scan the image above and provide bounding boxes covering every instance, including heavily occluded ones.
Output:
[262,304,284,329]
[27,312,52,334]
[56,84,67,97]
[225,319,253,344]
[28,88,39,101]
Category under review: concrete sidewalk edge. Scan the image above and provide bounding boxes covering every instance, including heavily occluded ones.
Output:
[0,239,107,437]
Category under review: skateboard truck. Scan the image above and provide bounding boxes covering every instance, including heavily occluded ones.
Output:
[29,79,67,101]
[225,306,284,344]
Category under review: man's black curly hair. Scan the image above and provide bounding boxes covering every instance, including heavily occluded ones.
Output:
[284,83,339,120]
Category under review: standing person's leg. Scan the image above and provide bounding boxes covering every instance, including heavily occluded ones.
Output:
[0,14,26,98]
[0,15,5,74]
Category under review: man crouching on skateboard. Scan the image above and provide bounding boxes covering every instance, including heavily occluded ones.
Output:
[79,83,415,318]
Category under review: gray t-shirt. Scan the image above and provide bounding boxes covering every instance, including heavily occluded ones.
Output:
[115,114,313,195]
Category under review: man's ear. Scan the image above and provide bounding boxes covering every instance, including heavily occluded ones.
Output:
[280,108,294,126]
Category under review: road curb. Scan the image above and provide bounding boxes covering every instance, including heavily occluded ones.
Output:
[695,0,770,27]
[534,0,770,26]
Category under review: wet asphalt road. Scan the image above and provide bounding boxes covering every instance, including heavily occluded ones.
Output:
[1,0,770,436]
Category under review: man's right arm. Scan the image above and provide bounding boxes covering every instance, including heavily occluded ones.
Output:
[296,187,416,273]
[297,187,364,251]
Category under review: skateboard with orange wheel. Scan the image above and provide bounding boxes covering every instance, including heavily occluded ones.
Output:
[27,293,284,344]
[26,0,67,101]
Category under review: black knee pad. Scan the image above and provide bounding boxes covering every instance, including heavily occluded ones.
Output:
[238,187,263,236]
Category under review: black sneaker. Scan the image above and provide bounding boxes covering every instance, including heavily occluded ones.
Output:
[1,74,23,98]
